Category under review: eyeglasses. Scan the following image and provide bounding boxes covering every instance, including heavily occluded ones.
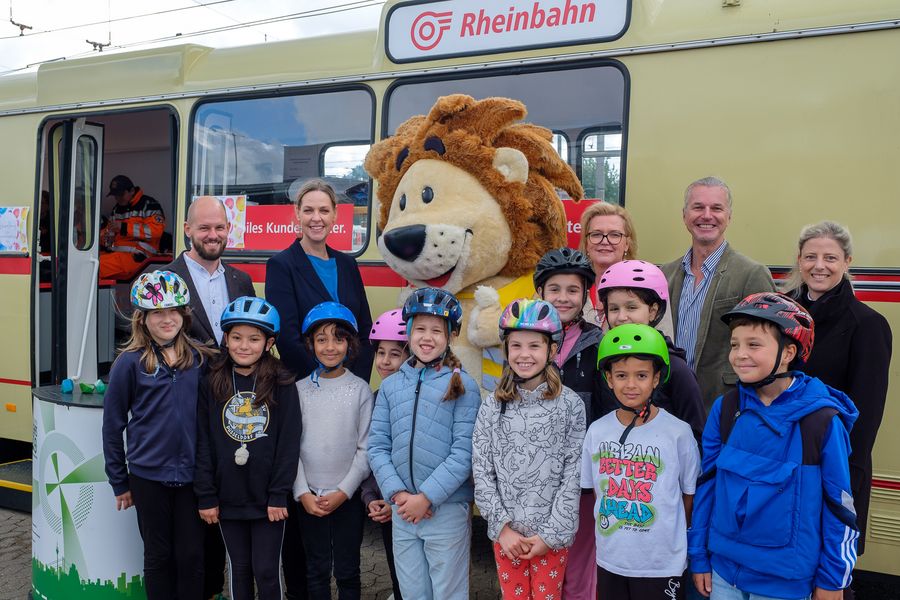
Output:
[586,230,625,245]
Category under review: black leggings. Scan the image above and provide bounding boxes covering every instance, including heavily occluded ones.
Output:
[129,474,204,600]
[220,518,286,600]
[598,566,685,600]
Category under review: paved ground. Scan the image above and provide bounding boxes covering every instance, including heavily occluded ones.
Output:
[3,506,898,599]
[0,506,500,600]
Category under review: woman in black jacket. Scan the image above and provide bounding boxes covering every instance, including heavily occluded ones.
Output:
[264,179,374,599]
[265,179,374,382]
[785,220,892,556]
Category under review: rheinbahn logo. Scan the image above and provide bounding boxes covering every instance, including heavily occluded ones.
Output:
[411,10,453,51]
[389,0,629,62]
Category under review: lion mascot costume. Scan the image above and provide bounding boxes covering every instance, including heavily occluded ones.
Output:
[365,94,583,391]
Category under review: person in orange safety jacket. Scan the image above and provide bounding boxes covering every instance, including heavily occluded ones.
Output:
[99,175,166,280]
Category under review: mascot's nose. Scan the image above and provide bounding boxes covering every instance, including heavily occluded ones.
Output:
[383,225,426,262]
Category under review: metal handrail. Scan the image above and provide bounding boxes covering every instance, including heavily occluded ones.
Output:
[72,255,99,381]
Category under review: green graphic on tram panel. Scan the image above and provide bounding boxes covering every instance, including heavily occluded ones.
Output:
[32,558,146,599]
[32,402,147,599]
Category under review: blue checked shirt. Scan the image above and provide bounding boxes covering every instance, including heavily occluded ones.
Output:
[675,241,729,369]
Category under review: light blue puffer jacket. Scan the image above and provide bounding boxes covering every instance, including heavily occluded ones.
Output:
[367,360,480,507]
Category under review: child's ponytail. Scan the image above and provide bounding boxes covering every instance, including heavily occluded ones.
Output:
[442,348,467,401]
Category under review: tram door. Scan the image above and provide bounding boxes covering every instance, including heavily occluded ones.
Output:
[46,119,104,385]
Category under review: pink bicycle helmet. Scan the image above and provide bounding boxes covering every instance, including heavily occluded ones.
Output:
[597,260,669,324]
[370,309,407,342]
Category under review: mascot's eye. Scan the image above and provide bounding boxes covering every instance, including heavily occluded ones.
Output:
[399,194,407,211]
[421,186,434,204]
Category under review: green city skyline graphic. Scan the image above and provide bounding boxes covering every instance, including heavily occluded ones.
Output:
[33,402,146,599]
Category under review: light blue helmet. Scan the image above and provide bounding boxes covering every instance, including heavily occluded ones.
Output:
[302,301,358,335]
[221,296,280,337]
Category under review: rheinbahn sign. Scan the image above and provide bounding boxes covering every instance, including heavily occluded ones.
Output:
[386,0,630,62]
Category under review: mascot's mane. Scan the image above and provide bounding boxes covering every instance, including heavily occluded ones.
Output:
[365,94,583,276]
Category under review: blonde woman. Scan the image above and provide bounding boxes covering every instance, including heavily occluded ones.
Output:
[784,220,892,557]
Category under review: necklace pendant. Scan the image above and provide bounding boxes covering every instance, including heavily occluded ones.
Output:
[234,442,249,466]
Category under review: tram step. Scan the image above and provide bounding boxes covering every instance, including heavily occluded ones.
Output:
[0,459,32,512]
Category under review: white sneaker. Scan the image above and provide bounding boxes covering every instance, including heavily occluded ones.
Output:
[386,595,395,600]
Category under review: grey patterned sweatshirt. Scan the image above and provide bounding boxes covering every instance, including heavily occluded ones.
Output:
[472,383,586,549]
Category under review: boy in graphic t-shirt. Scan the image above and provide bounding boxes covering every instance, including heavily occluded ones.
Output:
[581,324,701,599]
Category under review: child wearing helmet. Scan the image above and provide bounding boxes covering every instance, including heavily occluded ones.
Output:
[582,323,701,600]
[596,260,706,442]
[367,287,481,600]
[472,299,586,599]
[293,301,373,599]
[359,308,410,600]
[102,270,214,600]
[193,297,300,600]
[533,247,604,599]
[689,293,858,600]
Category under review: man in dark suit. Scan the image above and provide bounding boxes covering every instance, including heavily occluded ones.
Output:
[162,195,254,600]
[163,196,255,346]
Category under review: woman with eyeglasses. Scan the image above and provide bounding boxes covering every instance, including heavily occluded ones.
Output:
[577,202,636,327]
[577,201,676,336]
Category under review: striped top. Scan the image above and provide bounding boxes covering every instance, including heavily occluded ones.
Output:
[675,241,729,369]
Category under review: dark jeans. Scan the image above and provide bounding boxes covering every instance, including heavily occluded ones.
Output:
[598,566,685,600]
[203,520,227,598]
[283,497,309,600]
[219,518,286,600]
[379,520,402,600]
[129,474,204,600]
[298,491,365,600]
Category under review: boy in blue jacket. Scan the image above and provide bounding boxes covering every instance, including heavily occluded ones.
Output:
[689,293,858,600]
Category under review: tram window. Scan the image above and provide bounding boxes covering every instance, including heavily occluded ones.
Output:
[385,64,625,204]
[72,135,97,250]
[551,132,570,163]
[581,131,621,203]
[191,89,374,255]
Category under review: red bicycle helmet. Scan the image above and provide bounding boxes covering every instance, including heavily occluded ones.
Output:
[722,292,815,387]
[721,292,814,363]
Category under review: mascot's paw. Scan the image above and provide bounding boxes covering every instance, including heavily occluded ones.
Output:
[468,285,503,348]
[474,285,500,309]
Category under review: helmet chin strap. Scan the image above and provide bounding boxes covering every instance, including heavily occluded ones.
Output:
[311,359,343,387]
[617,394,653,445]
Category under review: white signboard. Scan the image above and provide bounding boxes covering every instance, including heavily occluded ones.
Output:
[387,0,630,62]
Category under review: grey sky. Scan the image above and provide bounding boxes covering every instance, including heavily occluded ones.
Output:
[1,0,383,75]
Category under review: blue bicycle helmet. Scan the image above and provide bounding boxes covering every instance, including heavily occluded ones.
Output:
[220,296,281,337]
[402,287,463,334]
[302,301,358,335]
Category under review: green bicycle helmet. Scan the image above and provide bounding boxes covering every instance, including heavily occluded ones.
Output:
[597,323,671,383]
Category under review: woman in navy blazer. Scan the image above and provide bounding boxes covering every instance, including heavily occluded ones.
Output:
[265,179,374,382]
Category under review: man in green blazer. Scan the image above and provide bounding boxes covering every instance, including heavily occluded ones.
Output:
[661,177,775,409]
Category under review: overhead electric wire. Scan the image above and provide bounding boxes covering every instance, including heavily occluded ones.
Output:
[0,0,237,40]
[97,0,384,51]
[0,0,383,76]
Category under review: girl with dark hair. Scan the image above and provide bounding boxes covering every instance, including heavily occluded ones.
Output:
[194,296,300,600]
[294,301,373,600]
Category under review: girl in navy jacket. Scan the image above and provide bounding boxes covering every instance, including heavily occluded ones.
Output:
[194,297,300,600]
[102,270,213,600]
